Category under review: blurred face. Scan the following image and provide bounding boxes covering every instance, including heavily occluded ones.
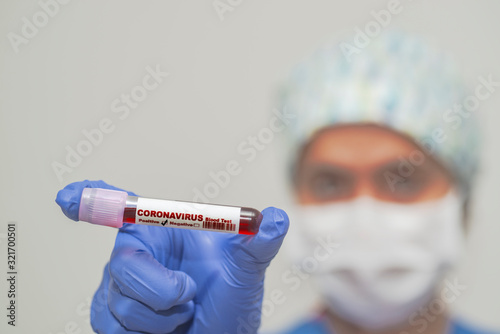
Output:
[295,124,453,204]
[291,124,462,329]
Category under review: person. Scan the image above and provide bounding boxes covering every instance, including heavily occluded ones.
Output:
[277,32,492,334]
[55,32,494,334]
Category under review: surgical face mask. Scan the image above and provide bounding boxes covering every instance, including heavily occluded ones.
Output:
[288,191,464,330]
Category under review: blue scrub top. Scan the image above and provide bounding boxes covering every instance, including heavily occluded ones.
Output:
[280,315,498,334]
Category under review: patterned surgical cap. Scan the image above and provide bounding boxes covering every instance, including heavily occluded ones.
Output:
[279,31,481,197]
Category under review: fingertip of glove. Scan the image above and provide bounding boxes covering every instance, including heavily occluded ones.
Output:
[259,207,289,238]
[55,181,88,221]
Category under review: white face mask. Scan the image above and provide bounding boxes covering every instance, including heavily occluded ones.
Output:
[288,191,464,330]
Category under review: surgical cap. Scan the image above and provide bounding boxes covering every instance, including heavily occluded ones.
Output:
[278,31,480,197]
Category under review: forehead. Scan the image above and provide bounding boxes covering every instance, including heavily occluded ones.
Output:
[301,124,423,169]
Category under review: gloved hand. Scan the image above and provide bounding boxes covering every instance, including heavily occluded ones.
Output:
[56,180,289,334]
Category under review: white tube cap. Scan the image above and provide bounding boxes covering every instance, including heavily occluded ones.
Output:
[79,188,128,228]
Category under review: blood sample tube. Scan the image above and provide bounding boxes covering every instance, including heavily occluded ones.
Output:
[78,188,262,235]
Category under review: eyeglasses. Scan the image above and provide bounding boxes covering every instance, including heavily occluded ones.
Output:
[295,158,452,203]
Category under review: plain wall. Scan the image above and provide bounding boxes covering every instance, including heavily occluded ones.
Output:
[1,1,499,333]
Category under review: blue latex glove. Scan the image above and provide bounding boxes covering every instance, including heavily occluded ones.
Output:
[56,180,289,334]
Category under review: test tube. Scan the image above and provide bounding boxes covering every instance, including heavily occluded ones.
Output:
[78,188,262,235]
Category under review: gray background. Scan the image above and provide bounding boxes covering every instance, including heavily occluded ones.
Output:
[1,1,499,333]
